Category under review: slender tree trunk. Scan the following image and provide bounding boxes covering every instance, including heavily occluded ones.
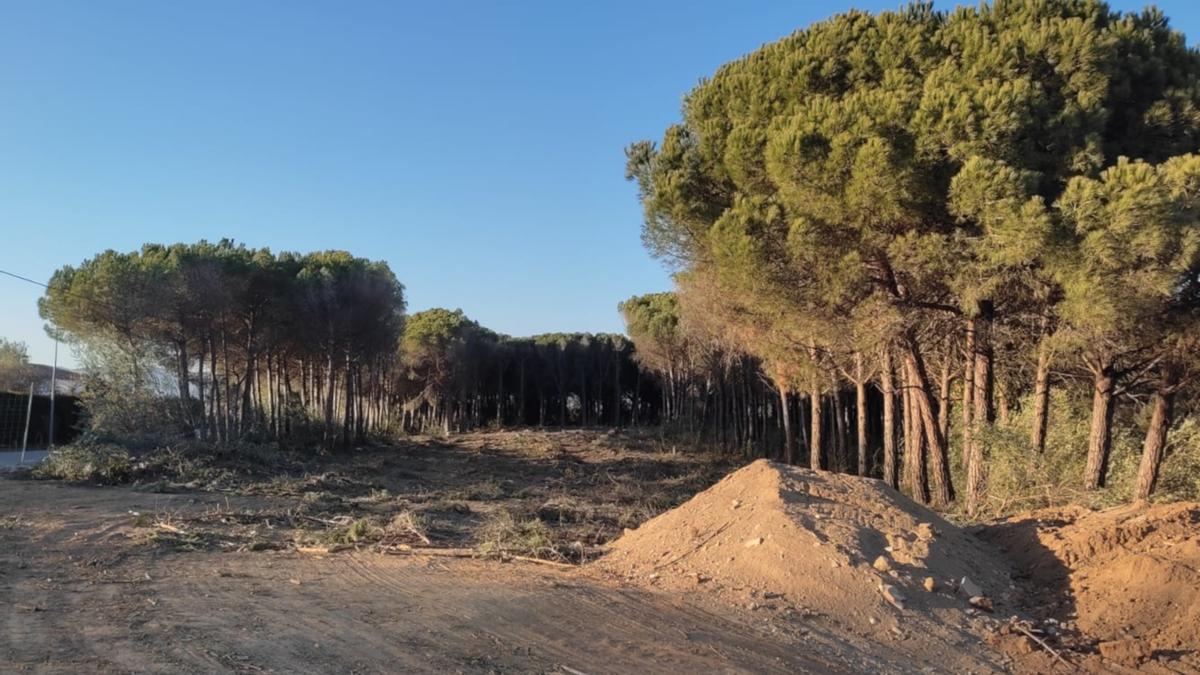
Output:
[881,347,897,488]
[966,314,992,515]
[1030,342,1052,453]
[1134,368,1180,501]
[222,329,234,439]
[901,335,952,506]
[997,385,1011,426]
[937,350,952,445]
[633,368,641,427]
[1084,361,1117,490]
[902,365,928,503]
[797,391,809,461]
[779,386,795,464]
[961,319,975,470]
[612,356,622,427]
[323,350,336,448]
[809,379,823,471]
[974,302,995,425]
[518,358,527,425]
[197,343,207,441]
[832,391,847,472]
[496,366,504,426]
[855,351,868,476]
[210,335,223,443]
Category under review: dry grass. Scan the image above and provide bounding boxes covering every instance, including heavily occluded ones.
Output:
[52,429,740,563]
[475,509,563,561]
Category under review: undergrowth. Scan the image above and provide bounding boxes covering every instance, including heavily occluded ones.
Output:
[475,509,563,560]
[32,442,133,484]
[945,389,1200,522]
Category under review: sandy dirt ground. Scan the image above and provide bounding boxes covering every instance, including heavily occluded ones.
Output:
[3,430,1194,673]
[0,431,999,674]
[0,480,847,674]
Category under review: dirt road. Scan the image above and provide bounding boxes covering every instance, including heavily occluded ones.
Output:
[0,480,935,674]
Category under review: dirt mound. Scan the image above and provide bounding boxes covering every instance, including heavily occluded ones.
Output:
[984,502,1200,666]
[599,460,1013,667]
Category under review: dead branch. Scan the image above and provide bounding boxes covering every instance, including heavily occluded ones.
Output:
[1014,623,1076,672]
[155,522,188,535]
[378,545,476,558]
[509,555,577,569]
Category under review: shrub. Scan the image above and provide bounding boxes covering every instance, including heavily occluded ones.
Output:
[947,388,1143,520]
[33,442,133,484]
[1155,416,1200,502]
[475,509,556,559]
[74,344,187,449]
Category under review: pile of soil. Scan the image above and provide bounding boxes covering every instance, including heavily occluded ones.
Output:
[983,502,1200,668]
[599,460,1012,647]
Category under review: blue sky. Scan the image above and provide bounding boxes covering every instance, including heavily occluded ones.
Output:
[2,1,1199,367]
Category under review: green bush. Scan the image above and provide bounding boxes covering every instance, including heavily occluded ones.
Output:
[74,344,187,449]
[33,443,133,484]
[947,388,1145,520]
[1155,416,1200,502]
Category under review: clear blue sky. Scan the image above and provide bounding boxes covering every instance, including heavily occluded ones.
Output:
[2,1,1199,368]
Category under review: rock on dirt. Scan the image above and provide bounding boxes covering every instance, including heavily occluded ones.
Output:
[968,595,993,612]
[879,583,906,610]
[1099,638,1152,667]
[959,576,984,598]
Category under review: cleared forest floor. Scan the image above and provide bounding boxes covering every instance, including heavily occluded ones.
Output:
[0,430,1194,673]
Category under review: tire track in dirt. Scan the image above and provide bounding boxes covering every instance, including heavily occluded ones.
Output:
[325,551,838,673]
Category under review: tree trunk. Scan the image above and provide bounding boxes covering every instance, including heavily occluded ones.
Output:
[937,350,952,446]
[323,350,336,448]
[176,340,194,436]
[1083,363,1116,490]
[974,302,995,425]
[809,380,823,471]
[961,318,975,470]
[779,386,795,464]
[855,351,868,476]
[829,391,845,472]
[496,366,504,426]
[633,368,641,426]
[966,306,994,516]
[196,343,207,441]
[881,348,897,488]
[612,355,622,427]
[997,386,1010,426]
[518,358,527,425]
[901,365,928,503]
[342,354,355,447]
[901,335,952,506]
[1134,368,1180,501]
[1030,343,1052,453]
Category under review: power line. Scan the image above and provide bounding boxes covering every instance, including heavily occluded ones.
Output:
[0,266,127,321]
[0,268,52,290]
